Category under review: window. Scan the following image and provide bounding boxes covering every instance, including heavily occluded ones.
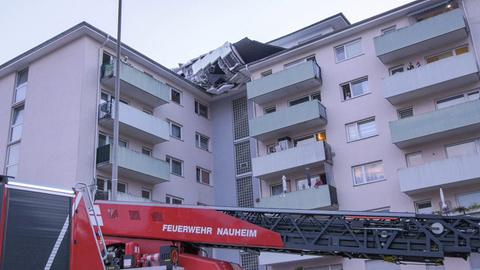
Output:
[5,144,20,178]
[169,121,182,140]
[142,108,153,115]
[166,195,183,204]
[271,180,290,196]
[142,147,152,156]
[415,200,433,214]
[335,39,362,62]
[346,118,377,142]
[195,133,209,151]
[341,77,369,100]
[352,161,385,185]
[264,106,276,114]
[436,90,479,109]
[288,92,322,106]
[457,191,480,208]
[166,156,183,176]
[117,182,127,193]
[141,189,151,199]
[9,106,24,143]
[260,70,272,77]
[170,88,182,104]
[296,174,326,190]
[98,133,127,148]
[196,167,210,185]
[446,140,478,158]
[284,55,316,69]
[267,144,277,154]
[381,25,396,35]
[294,135,316,146]
[397,107,413,119]
[406,152,423,167]
[14,68,28,104]
[97,179,127,194]
[195,100,208,118]
[289,96,310,106]
[426,45,469,63]
[389,65,404,76]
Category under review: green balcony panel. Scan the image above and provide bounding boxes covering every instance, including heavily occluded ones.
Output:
[399,154,480,194]
[96,145,169,184]
[249,100,327,140]
[252,141,331,179]
[101,62,170,107]
[389,100,480,148]
[247,61,322,104]
[383,52,479,105]
[374,9,467,64]
[98,102,169,144]
[255,185,337,210]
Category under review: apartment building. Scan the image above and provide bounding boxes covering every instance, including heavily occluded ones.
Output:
[1,0,480,270]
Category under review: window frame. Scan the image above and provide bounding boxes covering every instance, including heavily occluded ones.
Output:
[260,69,272,77]
[168,120,183,140]
[405,151,423,167]
[13,68,28,105]
[345,117,377,142]
[334,39,362,63]
[166,194,184,204]
[444,139,479,158]
[263,106,276,114]
[166,155,184,177]
[196,167,211,185]
[194,99,209,119]
[397,107,413,119]
[141,188,152,200]
[270,180,291,196]
[170,87,182,105]
[195,132,210,151]
[381,25,397,35]
[352,160,385,186]
[389,65,405,76]
[340,77,369,101]
[436,89,479,110]
[415,200,433,214]
[141,147,152,156]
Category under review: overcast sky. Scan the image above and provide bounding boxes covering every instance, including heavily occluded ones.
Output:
[1,0,414,68]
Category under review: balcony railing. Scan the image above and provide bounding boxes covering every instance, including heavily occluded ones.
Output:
[101,62,170,107]
[249,100,327,140]
[96,144,169,184]
[255,185,337,210]
[247,61,322,104]
[374,9,467,64]
[98,101,169,144]
[383,52,479,104]
[389,99,480,148]
[252,141,331,179]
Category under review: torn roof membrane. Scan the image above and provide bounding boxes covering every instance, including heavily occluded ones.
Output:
[178,38,284,94]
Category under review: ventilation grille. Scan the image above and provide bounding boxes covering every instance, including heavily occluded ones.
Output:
[235,141,252,175]
[236,177,254,208]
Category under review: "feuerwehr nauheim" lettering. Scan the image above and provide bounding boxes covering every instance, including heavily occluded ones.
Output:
[162,224,257,238]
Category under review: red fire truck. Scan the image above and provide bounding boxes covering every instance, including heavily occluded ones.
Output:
[0,179,479,270]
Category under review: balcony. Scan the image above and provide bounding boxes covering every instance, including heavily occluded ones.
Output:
[98,102,169,145]
[96,144,169,185]
[389,100,480,148]
[383,52,479,105]
[252,141,331,179]
[101,62,170,107]
[374,9,467,64]
[255,185,337,210]
[249,100,327,141]
[399,154,480,194]
[247,61,322,104]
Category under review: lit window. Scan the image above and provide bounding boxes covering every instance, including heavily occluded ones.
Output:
[195,133,209,151]
[196,167,211,185]
[341,77,369,100]
[170,88,182,104]
[195,100,208,118]
[169,121,182,140]
[335,39,362,62]
[346,118,377,142]
[352,161,385,185]
[166,156,183,176]
[166,195,183,204]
